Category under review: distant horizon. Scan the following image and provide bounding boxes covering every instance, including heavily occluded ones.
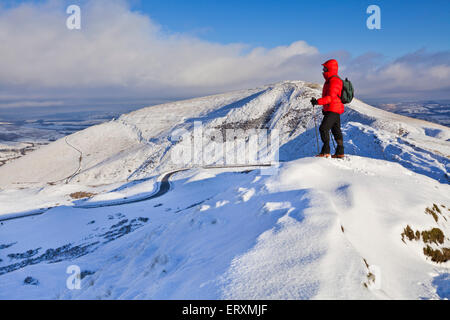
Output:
[1,92,450,122]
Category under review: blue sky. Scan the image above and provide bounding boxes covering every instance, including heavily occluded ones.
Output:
[131,0,450,58]
[4,0,450,57]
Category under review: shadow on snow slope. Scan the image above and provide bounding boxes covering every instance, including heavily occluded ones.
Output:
[0,169,311,300]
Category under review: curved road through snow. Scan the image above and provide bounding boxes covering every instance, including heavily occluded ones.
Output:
[0,164,274,221]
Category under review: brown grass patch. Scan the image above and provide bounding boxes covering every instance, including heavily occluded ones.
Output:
[423,246,450,263]
[425,207,439,222]
[425,204,449,222]
[401,225,417,242]
[421,228,445,245]
[305,82,321,89]
[70,192,96,199]
[401,222,448,263]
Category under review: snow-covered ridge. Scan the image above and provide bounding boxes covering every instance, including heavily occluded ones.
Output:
[0,80,448,189]
[0,81,449,300]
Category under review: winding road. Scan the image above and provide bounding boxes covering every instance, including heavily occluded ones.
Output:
[0,164,273,222]
[73,168,189,209]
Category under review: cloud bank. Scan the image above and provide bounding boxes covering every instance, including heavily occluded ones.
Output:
[0,0,449,109]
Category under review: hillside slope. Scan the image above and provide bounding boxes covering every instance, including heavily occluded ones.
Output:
[0,81,448,190]
[0,81,449,300]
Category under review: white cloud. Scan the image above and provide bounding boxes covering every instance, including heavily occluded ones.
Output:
[429,65,450,80]
[0,100,65,108]
[0,1,321,96]
[0,0,448,108]
[348,50,450,99]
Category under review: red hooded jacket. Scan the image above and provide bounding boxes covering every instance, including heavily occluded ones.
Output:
[317,59,345,114]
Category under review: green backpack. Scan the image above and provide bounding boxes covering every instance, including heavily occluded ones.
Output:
[332,76,354,104]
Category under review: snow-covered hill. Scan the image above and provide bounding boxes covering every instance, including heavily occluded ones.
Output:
[0,81,449,299]
[1,81,449,189]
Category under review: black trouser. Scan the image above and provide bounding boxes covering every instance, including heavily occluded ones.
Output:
[319,111,344,155]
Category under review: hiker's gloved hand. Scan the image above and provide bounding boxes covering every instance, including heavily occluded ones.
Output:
[310,98,318,106]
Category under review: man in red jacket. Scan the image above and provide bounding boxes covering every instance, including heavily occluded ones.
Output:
[310,59,345,158]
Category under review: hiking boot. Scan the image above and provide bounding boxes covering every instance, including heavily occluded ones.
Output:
[332,154,345,159]
[316,153,331,158]
[335,140,345,156]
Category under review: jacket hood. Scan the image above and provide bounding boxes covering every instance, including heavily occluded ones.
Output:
[322,59,339,80]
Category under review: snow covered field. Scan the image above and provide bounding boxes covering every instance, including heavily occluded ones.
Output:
[0,81,448,299]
